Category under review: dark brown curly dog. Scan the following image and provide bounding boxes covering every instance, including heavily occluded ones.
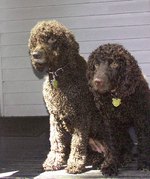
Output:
[87,43,150,171]
[28,20,110,174]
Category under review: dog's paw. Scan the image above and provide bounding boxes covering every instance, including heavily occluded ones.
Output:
[119,153,133,167]
[43,151,66,171]
[43,162,63,171]
[101,163,118,176]
[66,157,85,174]
[66,164,85,174]
[137,161,150,171]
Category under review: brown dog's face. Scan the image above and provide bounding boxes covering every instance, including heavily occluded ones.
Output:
[91,59,121,94]
[87,44,142,98]
[87,44,134,95]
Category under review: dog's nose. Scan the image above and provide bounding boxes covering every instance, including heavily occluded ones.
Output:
[94,78,104,87]
[32,51,42,59]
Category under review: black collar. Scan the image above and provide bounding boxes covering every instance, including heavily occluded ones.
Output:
[48,63,70,88]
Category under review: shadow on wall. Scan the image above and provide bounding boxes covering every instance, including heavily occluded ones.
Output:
[32,65,47,79]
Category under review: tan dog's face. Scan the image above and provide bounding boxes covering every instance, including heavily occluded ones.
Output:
[29,21,79,73]
[29,35,59,72]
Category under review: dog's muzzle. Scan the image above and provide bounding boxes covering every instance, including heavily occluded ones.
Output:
[31,51,46,64]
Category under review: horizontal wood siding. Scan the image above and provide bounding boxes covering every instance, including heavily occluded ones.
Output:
[0,0,150,116]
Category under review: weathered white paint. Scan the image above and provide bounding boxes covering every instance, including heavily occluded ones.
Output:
[4,92,44,105]
[0,31,4,115]
[0,0,150,116]
[3,80,43,93]
[4,105,47,116]
[1,12,150,34]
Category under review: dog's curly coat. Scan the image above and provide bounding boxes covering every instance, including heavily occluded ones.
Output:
[28,20,119,175]
[87,43,150,171]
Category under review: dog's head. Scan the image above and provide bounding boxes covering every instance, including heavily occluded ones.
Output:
[87,43,142,98]
[28,20,79,72]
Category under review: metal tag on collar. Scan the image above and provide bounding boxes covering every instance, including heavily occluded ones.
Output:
[52,78,58,89]
[50,73,58,89]
[112,98,121,107]
[49,66,66,89]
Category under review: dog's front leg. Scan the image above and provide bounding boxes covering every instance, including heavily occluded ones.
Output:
[66,123,89,174]
[43,114,70,171]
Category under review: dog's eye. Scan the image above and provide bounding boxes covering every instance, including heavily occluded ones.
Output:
[110,62,119,69]
[48,38,57,45]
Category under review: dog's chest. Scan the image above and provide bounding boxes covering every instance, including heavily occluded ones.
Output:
[42,77,76,114]
[95,95,135,123]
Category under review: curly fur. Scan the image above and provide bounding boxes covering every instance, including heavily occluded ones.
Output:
[87,43,150,171]
[29,20,119,175]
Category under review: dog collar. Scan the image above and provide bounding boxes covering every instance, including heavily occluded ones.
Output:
[48,63,70,89]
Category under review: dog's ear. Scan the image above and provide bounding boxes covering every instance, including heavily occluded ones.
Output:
[86,58,93,80]
[117,56,142,98]
[86,57,95,92]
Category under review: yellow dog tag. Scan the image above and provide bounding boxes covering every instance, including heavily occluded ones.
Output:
[112,98,121,107]
[52,79,58,89]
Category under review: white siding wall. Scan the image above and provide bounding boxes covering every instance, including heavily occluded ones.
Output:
[0,0,150,116]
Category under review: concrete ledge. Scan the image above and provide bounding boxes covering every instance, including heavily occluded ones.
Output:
[35,163,150,179]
